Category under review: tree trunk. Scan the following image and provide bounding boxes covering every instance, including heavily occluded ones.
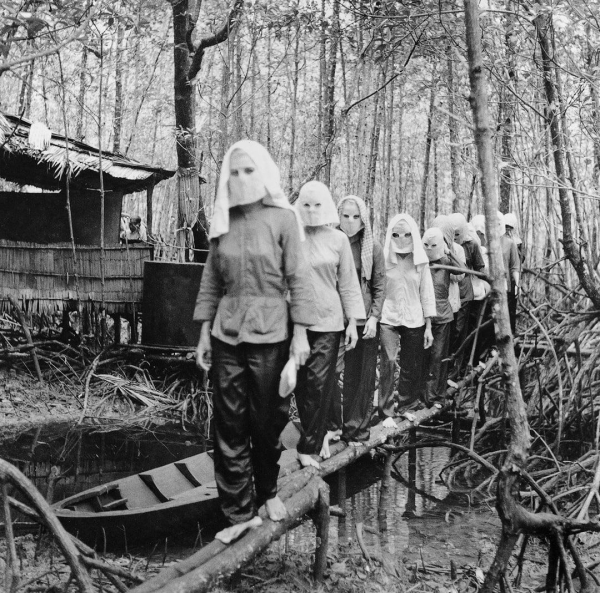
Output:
[287,22,300,194]
[419,65,436,234]
[113,24,125,153]
[76,47,88,140]
[322,0,340,186]
[397,79,404,213]
[447,48,461,211]
[463,3,530,592]
[365,66,384,205]
[535,10,600,309]
[498,2,516,213]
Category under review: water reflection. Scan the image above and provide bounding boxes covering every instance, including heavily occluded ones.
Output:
[285,443,499,569]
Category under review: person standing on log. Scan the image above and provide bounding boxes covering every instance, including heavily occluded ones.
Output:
[194,140,315,544]
[448,212,485,363]
[378,213,435,426]
[500,211,521,334]
[421,227,455,405]
[293,181,366,467]
[331,195,386,446]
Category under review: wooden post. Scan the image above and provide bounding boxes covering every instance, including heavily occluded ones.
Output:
[313,479,330,583]
[405,429,417,516]
[146,182,154,237]
[337,468,347,549]
[8,295,43,383]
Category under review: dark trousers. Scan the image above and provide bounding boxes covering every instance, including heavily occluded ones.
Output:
[450,300,473,358]
[295,330,341,455]
[507,289,517,334]
[211,338,289,525]
[378,323,425,419]
[423,322,451,404]
[331,325,379,443]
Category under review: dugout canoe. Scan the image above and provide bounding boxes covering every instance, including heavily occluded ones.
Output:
[52,423,302,549]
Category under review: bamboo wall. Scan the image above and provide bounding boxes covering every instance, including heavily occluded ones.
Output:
[0,241,152,315]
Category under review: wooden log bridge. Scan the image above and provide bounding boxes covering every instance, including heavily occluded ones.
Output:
[131,405,443,593]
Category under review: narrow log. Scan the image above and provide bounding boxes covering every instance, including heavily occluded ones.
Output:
[150,477,324,593]
[7,295,43,383]
[135,406,443,593]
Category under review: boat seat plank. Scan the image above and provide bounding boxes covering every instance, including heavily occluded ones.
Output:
[139,474,172,503]
[174,462,202,487]
[180,453,215,484]
[101,498,128,511]
[139,461,208,499]
[117,475,163,509]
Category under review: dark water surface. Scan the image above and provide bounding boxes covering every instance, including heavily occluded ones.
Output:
[0,420,207,503]
[1,421,499,567]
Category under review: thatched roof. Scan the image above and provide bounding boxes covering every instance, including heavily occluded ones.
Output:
[0,113,175,194]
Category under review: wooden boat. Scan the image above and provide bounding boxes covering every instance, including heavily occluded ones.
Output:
[52,423,302,549]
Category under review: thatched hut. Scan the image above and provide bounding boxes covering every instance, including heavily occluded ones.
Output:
[0,112,175,332]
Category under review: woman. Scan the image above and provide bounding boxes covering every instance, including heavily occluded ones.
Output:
[378,214,435,426]
[335,195,386,445]
[194,140,315,544]
[421,227,455,404]
[294,181,365,467]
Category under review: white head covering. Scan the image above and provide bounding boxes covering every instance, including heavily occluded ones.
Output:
[470,215,486,238]
[338,195,374,281]
[449,212,469,244]
[209,140,303,240]
[422,227,446,261]
[496,211,506,236]
[384,213,428,268]
[432,214,456,249]
[503,212,522,245]
[296,181,339,227]
[467,222,481,245]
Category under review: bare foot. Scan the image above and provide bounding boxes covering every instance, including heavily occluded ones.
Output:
[349,441,363,448]
[298,452,320,469]
[319,430,336,459]
[215,515,262,544]
[401,411,416,422]
[382,417,396,429]
[264,496,287,521]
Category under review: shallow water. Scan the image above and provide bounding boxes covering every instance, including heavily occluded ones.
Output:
[1,420,500,568]
[286,447,500,570]
[0,421,207,503]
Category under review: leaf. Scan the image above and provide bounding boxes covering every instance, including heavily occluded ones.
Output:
[330,561,348,575]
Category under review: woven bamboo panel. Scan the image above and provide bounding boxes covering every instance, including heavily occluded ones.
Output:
[0,242,152,315]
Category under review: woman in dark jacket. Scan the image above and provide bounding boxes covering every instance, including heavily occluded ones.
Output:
[194,140,315,544]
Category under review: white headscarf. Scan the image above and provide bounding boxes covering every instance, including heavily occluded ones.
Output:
[338,195,374,281]
[296,180,340,227]
[503,212,522,245]
[384,213,428,268]
[449,212,470,244]
[470,215,486,238]
[209,140,303,240]
[422,227,446,261]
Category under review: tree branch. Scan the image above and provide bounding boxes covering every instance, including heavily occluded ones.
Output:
[0,1,99,75]
[188,0,244,82]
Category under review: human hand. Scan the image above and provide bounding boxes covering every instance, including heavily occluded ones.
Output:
[291,325,310,367]
[345,321,358,350]
[195,325,212,371]
[424,327,433,349]
[363,317,378,339]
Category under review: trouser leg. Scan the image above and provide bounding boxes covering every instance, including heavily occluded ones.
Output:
[246,341,290,507]
[295,331,341,455]
[397,325,425,405]
[211,338,255,525]
[450,301,472,358]
[328,336,347,433]
[424,322,451,404]
[507,290,517,334]
[378,324,400,419]
[342,324,379,442]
